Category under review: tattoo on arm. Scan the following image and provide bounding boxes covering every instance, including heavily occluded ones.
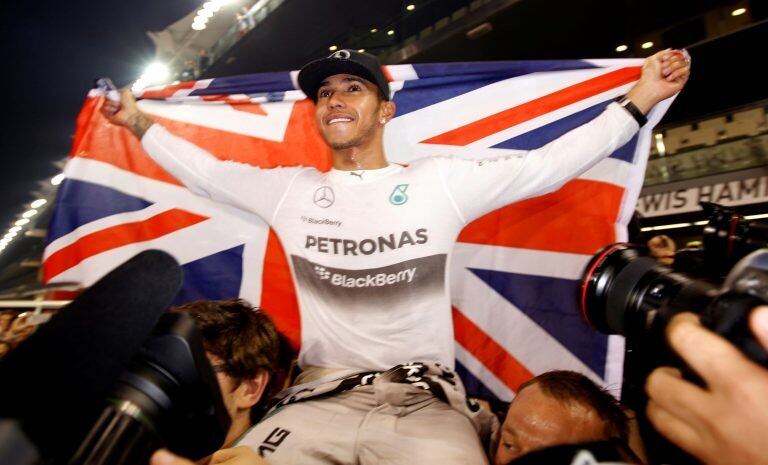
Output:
[126,112,154,139]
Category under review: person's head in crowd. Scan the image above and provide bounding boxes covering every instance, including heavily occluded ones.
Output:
[8,312,36,343]
[0,310,14,334]
[494,370,629,465]
[171,299,289,447]
[0,340,11,359]
[647,234,676,266]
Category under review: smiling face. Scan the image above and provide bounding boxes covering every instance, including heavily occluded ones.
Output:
[314,73,392,151]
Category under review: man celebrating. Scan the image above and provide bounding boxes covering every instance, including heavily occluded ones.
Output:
[102,49,689,464]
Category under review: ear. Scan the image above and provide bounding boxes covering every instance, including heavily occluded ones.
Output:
[380,100,396,123]
[234,370,270,410]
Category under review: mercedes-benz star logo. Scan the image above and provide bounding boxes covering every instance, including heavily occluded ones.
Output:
[313,186,335,208]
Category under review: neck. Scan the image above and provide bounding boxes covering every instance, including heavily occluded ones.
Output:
[331,136,388,171]
[223,412,252,448]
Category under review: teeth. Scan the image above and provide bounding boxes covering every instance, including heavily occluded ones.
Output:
[329,117,352,124]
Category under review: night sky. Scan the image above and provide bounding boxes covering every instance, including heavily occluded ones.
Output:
[0,0,195,232]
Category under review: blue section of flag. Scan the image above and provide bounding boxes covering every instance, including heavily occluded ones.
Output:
[455,359,503,403]
[190,72,296,96]
[395,61,598,117]
[469,268,607,378]
[490,99,640,163]
[172,245,245,305]
[46,179,152,245]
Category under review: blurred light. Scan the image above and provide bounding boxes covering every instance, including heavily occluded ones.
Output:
[22,209,37,219]
[641,222,692,232]
[641,41,654,49]
[192,22,207,31]
[329,45,338,51]
[387,30,394,36]
[745,213,768,220]
[31,199,47,209]
[732,8,747,16]
[9,226,21,233]
[358,49,366,53]
[51,173,65,186]
[615,44,628,53]
[198,9,214,18]
[4,232,17,239]
[370,28,378,33]
[654,133,666,156]
[142,63,170,86]
[14,219,29,227]
[406,4,415,11]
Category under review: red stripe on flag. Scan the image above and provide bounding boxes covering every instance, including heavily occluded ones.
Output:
[453,306,533,392]
[140,81,198,100]
[43,209,208,282]
[382,66,394,82]
[260,229,302,351]
[458,179,623,255]
[422,66,641,146]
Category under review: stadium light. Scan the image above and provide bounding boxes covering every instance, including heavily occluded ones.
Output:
[358,49,366,53]
[14,219,29,227]
[641,41,654,49]
[198,9,215,18]
[192,22,207,31]
[143,63,170,83]
[406,4,415,11]
[329,45,338,51]
[31,199,47,209]
[4,232,17,239]
[370,28,378,33]
[22,209,37,219]
[9,226,21,233]
[387,30,394,36]
[51,173,65,186]
[732,8,747,16]
[615,44,628,53]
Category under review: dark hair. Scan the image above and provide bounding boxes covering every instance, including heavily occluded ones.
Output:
[170,299,292,418]
[518,370,629,442]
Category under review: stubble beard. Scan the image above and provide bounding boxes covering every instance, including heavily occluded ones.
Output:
[326,109,380,151]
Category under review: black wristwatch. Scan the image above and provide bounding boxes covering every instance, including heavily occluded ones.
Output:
[615,96,647,128]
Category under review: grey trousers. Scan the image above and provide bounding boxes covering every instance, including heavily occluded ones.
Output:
[237,381,492,464]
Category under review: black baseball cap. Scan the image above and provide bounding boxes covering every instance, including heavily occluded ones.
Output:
[298,49,391,103]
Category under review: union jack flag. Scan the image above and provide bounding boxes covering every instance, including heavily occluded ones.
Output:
[43,59,672,402]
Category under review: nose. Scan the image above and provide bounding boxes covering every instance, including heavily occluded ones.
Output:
[327,90,345,109]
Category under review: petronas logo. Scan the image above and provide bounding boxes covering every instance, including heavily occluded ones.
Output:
[389,184,409,205]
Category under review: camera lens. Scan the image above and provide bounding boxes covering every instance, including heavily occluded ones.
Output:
[580,243,718,339]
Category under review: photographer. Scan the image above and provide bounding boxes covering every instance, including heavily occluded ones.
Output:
[171,299,290,448]
[645,307,768,465]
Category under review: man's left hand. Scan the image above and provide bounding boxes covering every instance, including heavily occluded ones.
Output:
[625,49,691,114]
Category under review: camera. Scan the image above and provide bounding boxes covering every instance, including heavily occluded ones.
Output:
[580,201,768,367]
[0,251,230,465]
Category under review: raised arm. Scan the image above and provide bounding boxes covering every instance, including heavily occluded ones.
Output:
[436,49,691,223]
[100,89,305,223]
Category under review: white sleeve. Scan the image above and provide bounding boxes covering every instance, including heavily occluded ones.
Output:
[141,124,305,224]
[434,102,639,223]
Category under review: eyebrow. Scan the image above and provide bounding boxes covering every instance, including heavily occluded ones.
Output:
[319,76,366,88]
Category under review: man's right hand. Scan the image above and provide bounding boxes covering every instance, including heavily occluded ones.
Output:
[100,88,154,139]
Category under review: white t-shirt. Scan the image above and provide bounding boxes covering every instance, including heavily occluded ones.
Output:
[141,102,637,371]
